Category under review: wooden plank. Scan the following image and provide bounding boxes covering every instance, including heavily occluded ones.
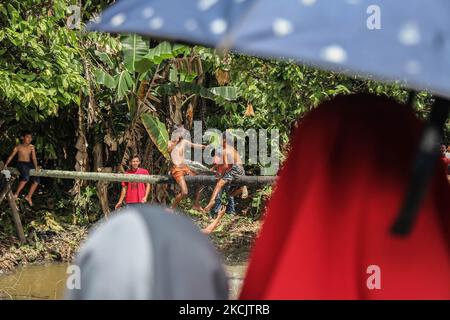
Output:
[29,169,277,185]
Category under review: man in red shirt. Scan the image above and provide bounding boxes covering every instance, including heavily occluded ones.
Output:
[115,155,150,209]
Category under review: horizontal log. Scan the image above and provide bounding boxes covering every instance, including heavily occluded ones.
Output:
[29,169,277,185]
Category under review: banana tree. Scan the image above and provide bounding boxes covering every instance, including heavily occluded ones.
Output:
[93,36,240,169]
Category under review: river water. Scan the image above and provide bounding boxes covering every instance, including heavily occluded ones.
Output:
[0,263,247,300]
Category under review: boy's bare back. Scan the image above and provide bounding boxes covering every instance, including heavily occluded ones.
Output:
[224,144,243,166]
[169,139,187,166]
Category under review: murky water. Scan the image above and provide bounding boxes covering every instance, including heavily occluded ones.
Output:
[0,263,246,300]
[0,263,69,300]
[225,264,247,300]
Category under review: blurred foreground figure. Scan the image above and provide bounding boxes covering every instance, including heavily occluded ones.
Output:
[66,205,228,299]
[241,94,450,299]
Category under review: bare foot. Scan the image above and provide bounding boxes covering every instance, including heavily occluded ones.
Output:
[241,186,249,199]
[192,205,203,212]
[216,208,226,219]
[203,202,214,213]
[24,196,33,206]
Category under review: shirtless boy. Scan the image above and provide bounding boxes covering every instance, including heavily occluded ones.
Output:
[3,131,40,206]
[168,127,206,209]
[202,133,245,213]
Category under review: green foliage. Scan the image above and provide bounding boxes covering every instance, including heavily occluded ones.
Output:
[72,186,100,225]
[0,0,87,121]
[251,185,272,217]
[121,34,149,72]
[141,113,170,159]
[93,67,116,89]
[157,82,239,103]
[29,212,64,233]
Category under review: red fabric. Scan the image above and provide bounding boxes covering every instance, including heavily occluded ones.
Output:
[441,156,450,166]
[121,168,149,204]
[240,94,450,300]
[213,156,228,175]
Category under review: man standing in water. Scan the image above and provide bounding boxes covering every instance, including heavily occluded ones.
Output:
[202,132,245,214]
[169,126,205,210]
[115,155,151,208]
[3,131,40,206]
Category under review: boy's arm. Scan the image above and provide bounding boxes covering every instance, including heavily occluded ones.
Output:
[143,183,151,202]
[223,148,230,167]
[4,146,18,168]
[115,186,127,209]
[184,140,206,149]
[168,137,182,153]
[31,145,39,169]
[168,140,175,153]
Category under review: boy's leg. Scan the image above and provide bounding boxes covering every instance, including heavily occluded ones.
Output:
[172,175,188,209]
[14,162,30,198]
[226,187,236,215]
[203,179,227,213]
[192,186,204,211]
[211,188,224,218]
[14,180,28,198]
[25,181,39,206]
[230,186,243,198]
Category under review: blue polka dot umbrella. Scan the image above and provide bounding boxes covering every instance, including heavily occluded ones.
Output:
[89,0,449,235]
[89,0,450,99]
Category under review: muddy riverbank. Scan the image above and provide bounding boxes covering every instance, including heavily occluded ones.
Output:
[0,208,259,299]
[0,209,259,273]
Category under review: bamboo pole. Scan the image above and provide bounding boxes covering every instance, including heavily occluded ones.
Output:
[0,180,10,205]
[7,190,26,244]
[0,175,26,244]
[29,169,277,185]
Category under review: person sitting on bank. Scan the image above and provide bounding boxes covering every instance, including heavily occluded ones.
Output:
[115,155,150,209]
[3,131,40,206]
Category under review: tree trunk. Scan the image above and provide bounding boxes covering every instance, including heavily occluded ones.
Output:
[70,91,89,196]
[96,167,112,218]
[93,142,111,217]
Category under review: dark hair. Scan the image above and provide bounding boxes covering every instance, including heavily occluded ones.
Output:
[130,155,140,161]
[21,130,32,137]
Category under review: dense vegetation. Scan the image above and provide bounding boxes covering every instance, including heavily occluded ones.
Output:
[0,1,445,268]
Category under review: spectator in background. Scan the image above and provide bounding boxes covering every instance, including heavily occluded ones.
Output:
[115,155,150,209]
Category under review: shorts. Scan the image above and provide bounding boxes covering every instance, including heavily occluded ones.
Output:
[170,164,196,180]
[222,164,244,183]
[17,161,40,184]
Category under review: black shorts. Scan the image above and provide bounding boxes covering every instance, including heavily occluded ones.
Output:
[16,161,40,184]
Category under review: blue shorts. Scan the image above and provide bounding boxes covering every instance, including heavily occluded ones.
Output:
[17,161,40,184]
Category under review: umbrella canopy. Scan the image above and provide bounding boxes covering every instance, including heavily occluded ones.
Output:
[89,0,450,99]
